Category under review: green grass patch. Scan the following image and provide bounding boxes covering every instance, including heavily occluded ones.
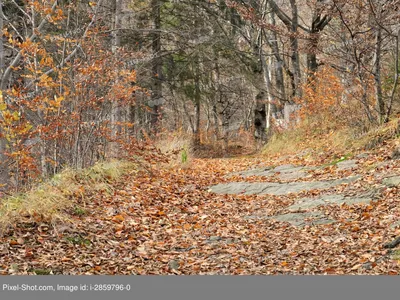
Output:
[65,235,91,246]
[323,153,353,167]
[31,269,52,275]
[73,206,87,216]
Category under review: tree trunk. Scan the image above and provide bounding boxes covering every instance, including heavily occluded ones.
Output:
[193,58,201,146]
[110,0,122,156]
[289,0,301,99]
[254,92,267,142]
[307,11,331,85]
[0,0,9,191]
[373,26,384,123]
[268,6,285,114]
[150,0,163,133]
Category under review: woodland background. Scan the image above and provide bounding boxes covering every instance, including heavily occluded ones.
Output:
[0,0,399,193]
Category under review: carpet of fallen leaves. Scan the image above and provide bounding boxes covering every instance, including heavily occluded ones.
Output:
[2,144,400,275]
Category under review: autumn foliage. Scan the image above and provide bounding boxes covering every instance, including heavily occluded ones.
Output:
[0,1,157,192]
[295,67,375,135]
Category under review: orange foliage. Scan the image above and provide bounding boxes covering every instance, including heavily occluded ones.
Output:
[294,67,373,134]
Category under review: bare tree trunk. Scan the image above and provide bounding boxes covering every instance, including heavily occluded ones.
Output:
[222,107,229,151]
[385,29,399,122]
[307,11,331,84]
[110,0,122,156]
[289,0,301,98]
[260,44,274,132]
[267,5,285,114]
[0,0,9,190]
[254,92,267,142]
[193,58,201,146]
[150,0,163,133]
[213,59,221,141]
[270,11,286,111]
[373,26,384,123]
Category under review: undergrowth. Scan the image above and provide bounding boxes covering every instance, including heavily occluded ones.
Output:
[0,160,136,234]
[263,118,400,158]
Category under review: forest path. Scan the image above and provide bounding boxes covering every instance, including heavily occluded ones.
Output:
[209,158,376,227]
[3,149,400,275]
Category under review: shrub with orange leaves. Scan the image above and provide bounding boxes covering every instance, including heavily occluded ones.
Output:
[295,67,373,135]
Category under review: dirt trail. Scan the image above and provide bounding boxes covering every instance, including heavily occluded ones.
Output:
[2,151,400,275]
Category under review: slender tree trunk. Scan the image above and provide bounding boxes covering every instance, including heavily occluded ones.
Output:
[373,26,384,123]
[150,0,163,133]
[193,57,201,146]
[0,0,9,190]
[110,0,121,156]
[213,58,221,141]
[260,42,274,132]
[289,0,301,99]
[385,29,399,122]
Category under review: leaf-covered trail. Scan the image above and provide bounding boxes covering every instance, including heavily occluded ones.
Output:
[2,150,400,275]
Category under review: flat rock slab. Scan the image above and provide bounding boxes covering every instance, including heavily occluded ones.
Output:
[209,176,361,196]
[336,159,358,170]
[382,176,400,187]
[230,164,319,181]
[244,212,335,227]
[287,194,372,211]
[234,167,274,177]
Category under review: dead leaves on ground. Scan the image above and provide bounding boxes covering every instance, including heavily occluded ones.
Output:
[1,146,400,275]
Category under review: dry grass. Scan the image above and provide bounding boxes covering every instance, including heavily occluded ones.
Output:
[155,132,193,165]
[352,119,400,150]
[263,123,359,157]
[263,116,400,158]
[0,160,135,233]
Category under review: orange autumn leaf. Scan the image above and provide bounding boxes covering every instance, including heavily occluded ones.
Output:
[112,215,125,223]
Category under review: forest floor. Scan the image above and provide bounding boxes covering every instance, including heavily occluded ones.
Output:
[2,141,400,275]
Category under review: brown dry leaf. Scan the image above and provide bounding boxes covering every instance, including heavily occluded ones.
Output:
[112,215,125,223]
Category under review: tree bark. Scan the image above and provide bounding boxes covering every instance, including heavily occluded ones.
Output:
[373,26,384,123]
[150,0,163,133]
[0,0,10,190]
[289,0,301,99]
[254,92,267,142]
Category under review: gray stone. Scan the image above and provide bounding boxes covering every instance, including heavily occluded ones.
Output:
[382,176,400,187]
[390,221,400,229]
[287,194,372,211]
[229,164,317,180]
[168,260,180,270]
[336,159,357,170]
[209,176,361,196]
[208,236,222,242]
[234,168,274,177]
[273,164,297,172]
[356,153,369,159]
[375,161,392,169]
[278,170,307,181]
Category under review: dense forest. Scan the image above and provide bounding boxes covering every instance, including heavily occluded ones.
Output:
[0,0,399,192]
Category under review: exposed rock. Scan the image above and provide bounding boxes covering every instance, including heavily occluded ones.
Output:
[208,236,222,242]
[287,194,372,211]
[209,176,361,196]
[168,260,180,270]
[382,176,400,187]
[336,159,357,170]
